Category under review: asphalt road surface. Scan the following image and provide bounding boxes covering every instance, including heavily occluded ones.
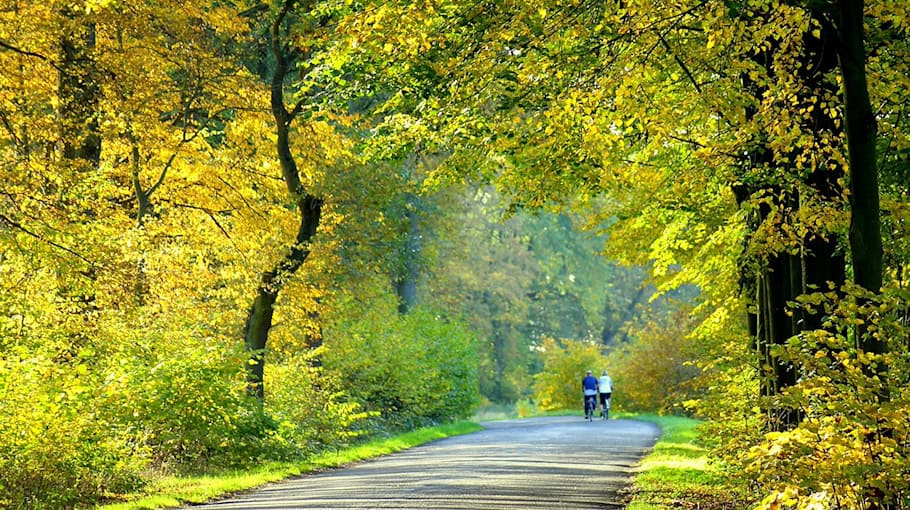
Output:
[187,416,661,509]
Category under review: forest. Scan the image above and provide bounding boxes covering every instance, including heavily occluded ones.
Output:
[1,0,908,508]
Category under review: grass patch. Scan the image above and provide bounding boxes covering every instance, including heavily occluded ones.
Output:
[626,414,747,510]
[472,402,519,421]
[98,421,482,510]
[472,400,587,422]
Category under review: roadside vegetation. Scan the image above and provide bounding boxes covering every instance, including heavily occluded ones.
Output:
[98,422,481,510]
[3,0,907,508]
[626,415,749,509]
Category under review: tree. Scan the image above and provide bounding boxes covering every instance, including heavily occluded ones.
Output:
[326,0,907,505]
[428,186,539,402]
[241,0,325,399]
[838,0,885,356]
[532,338,606,411]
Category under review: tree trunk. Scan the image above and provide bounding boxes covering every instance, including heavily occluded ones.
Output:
[600,281,649,346]
[244,0,323,399]
[800,11,847,330]
[395,192,420,314]
[836,7,889,507]
[59,9,100,167]
[734,9,851,431]
[837,0,884,310]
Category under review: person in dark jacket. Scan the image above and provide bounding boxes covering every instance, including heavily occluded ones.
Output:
[582,370,599,419]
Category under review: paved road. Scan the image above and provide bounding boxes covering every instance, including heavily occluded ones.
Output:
[188,416,661,509]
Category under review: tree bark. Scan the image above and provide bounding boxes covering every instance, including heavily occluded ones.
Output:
[59,9,100,167]
[733,8,851,430]
[836,10,890,509]
[800,11,847,330]
[244,0,323,399]
[395,192,420,315]
[837,0,884,302]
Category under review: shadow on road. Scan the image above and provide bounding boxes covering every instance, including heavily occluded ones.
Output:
[189,417,661,510]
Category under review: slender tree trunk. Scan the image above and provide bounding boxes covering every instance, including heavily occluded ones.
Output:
[836,5,889,507]
[244,0,323,399]
[395,192,420,314]
[491,317,505,402]
[757,251,798,396]
[600,282,649,346]
[59,9,100,167]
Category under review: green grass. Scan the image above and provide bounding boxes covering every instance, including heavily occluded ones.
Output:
[97,421,482,510]
[625,414,746,510]
[472,401,587,422]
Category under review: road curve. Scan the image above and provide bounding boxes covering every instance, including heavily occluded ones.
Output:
[187,416,661,509]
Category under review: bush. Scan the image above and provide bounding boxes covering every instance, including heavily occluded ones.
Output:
[323,299,481,432]
[605,309,702,413]
[109,340,276,469]
[744,286,910,509]
[694,285,910,509]
[0,352,146,509]
[265,353,374,453]
[532,338,607,411]
[515,398,537,417]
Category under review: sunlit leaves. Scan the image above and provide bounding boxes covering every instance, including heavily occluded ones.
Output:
[532,338,606,411]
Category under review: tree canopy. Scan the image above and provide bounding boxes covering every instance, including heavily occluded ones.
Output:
[2,0,909,508]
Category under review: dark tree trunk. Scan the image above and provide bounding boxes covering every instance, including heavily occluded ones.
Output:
[244,0,323,399]
[600,280,649,346]
[733,7,852,431]
[59,10,100,167]
[800,11,847,330]
[244,287,278,399]
[492,318,505,403]
[836,9,890,508]
[837,0,884,316]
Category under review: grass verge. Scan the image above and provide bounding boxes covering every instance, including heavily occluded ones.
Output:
[97,421,482,510]
[625,414,747,509]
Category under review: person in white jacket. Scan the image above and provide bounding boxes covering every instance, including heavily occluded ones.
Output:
[598,370,614,419]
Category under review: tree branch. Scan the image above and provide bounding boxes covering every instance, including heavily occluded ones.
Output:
[0,213,94,267]
[659,34,702,94]
[0,39,51,62]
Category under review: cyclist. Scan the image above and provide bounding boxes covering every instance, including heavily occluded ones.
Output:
[598,370,613,419]
[582,370,599,420]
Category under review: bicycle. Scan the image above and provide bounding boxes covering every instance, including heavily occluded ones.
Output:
[600,395,611,420]
[584,394,598,421]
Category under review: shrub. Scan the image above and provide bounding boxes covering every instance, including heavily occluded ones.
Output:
[605,309,702,413]
[323,300,480,432]
[0,352,146,509]
[744,286,910,509]
[532,338,607,411]
[109,340,273,469]
[265,353,374,454]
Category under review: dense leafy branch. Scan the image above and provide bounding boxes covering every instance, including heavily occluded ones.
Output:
[0,212,94,268]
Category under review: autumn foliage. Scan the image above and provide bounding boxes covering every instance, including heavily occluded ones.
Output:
[532,338,607,412]
[2,0,910,507]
